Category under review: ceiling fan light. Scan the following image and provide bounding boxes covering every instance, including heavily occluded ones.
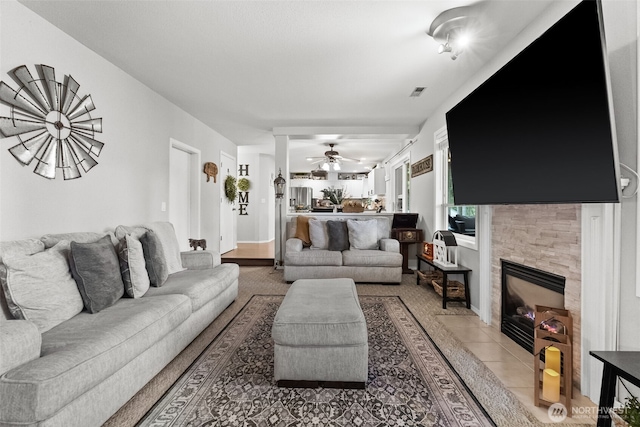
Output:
[321,162,330,171]
[333,163,341,171]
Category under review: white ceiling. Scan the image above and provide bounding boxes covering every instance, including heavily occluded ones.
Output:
[19,0,552,173]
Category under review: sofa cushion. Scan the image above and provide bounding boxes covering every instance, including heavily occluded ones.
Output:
[347,219,379,250]
[0,320,41,376]
[293,216,313,246]
[0,294,191,424]
[69,235,125,313]
[140,230,169,287]
[144,263,239,311]
[117,234,150,298]
[285,249,342,267]
[327,220,349,251]
[1,241,84,333]
[342,249,403,267]
[308,219,329,250]
[40,232,117,249]
[374,217,392,240]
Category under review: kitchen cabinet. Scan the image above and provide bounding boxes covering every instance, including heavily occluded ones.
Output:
[368,166,386,195]
[289,175,365,199]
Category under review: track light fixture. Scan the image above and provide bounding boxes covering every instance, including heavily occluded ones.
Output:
[438,34,452,54]
[427,5,478,61]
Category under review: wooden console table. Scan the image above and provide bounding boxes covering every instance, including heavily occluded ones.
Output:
[416,253,471,309]
[589,351,640,427]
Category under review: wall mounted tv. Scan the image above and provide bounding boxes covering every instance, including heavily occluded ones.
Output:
[445,0,620,205]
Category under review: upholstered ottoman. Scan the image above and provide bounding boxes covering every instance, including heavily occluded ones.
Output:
[272,278,368,388]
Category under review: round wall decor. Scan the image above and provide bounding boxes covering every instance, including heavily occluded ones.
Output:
[0,64,104,180]
[224,175,237,202]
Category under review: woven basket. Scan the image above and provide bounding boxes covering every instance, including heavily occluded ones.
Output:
[416,270,442,287]
[432,279,466,299]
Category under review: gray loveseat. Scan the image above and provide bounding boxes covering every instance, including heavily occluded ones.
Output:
[0,222,238,427]
[284,215,402,284]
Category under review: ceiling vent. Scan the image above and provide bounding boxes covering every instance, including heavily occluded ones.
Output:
[410,87,426,97]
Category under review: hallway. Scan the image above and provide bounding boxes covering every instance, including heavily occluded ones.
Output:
[221,241,275,266]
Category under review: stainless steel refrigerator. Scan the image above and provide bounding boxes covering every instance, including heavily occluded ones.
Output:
[289,187,313,210]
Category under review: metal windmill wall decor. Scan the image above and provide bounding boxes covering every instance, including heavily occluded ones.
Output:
[0,64,104,180]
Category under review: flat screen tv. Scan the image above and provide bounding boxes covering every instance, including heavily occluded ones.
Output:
[445,0,620,205]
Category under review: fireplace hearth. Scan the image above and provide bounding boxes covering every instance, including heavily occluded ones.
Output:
[501,260,565,353]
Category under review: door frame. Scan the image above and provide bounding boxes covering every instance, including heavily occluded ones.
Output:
[169,138,201,241]
[219,150,237,254]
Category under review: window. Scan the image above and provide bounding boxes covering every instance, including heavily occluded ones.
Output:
[390,154,410,213]
[435,127,477,249]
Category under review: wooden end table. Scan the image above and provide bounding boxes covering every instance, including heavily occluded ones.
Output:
[391,228,424,274]
[416,253,471,309]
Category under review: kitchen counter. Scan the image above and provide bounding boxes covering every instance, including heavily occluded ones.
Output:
[287,211,393,217]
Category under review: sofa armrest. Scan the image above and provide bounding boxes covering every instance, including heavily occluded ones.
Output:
[180,250,221,270]
[0,320,41,375]
[380,238,399,253]
[286,238,303,254]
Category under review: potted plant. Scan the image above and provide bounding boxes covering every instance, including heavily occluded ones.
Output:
[609,384,640,427]
[320,186,348,206]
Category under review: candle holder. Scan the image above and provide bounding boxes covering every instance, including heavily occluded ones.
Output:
[533,306,573,414]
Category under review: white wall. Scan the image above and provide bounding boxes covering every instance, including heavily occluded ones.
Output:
[236,149,275,242]
[602,1,640,357]
[409,0,638,353]
[0,1,237,251]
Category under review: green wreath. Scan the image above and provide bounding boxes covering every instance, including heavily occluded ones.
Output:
[237,177,251,192]
[224,175,237,202]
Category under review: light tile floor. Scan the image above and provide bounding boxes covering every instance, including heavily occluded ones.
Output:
[435,314,599,425]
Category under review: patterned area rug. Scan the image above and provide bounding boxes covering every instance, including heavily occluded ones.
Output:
[139,295,495,427]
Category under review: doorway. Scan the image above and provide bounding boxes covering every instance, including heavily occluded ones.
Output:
[169,139,201,251]
[220,151,237,254]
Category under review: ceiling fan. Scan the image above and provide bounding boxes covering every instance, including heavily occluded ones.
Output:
[307,143,359,171]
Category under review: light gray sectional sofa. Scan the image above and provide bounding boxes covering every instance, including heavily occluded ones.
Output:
[0,222,238,427]
[284,215,402,284]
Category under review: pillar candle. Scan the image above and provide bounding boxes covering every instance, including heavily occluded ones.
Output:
[542,368,561,402]
[545,346,561,374]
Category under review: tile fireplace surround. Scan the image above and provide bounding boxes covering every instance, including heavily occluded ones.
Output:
[491,204,582,386]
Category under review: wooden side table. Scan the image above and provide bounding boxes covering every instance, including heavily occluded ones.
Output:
[416,253,471,309]
[391,228,424,274]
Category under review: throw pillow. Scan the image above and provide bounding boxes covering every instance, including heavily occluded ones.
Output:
[327,220,350,251]
[117,234,150,298]
[115,225,147,241]
[143,222,185,275]
[0,239,45,264]
[308,219,329,250]
[347,219,379,250]
[293,215,313,246]
[2,240,84,332]
[140,230,169,287]
[0,239,45,320]
[69,235,125,314]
